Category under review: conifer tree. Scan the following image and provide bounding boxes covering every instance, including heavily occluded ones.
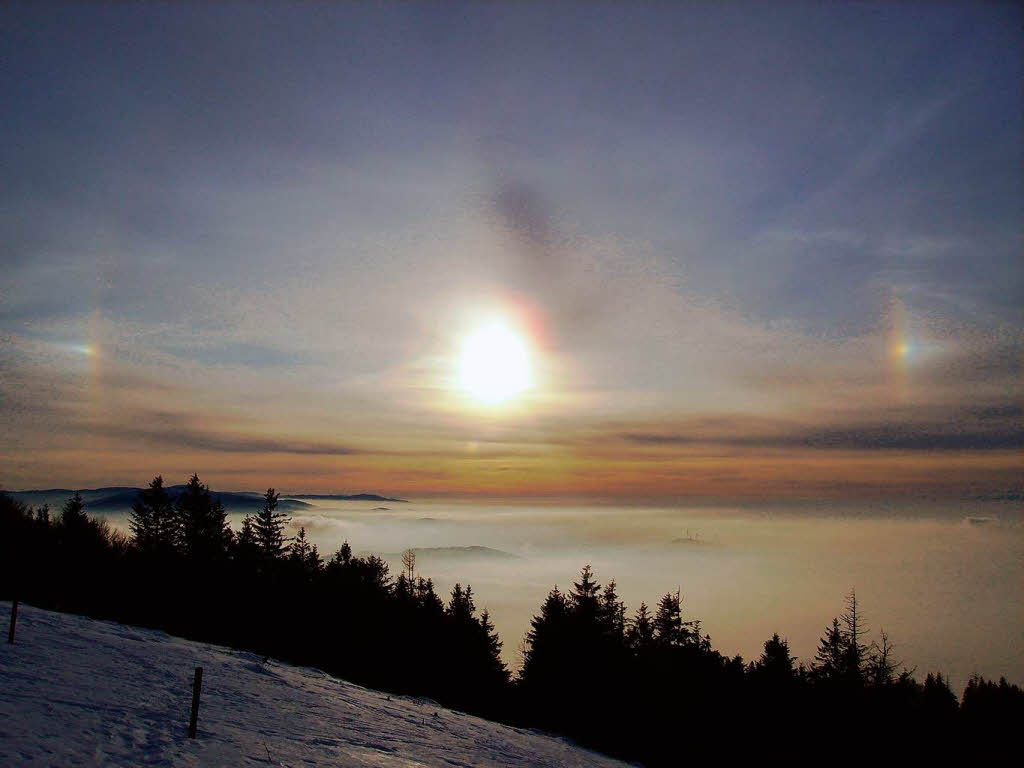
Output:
[479,608,508,683]
[306,543,323,574]
[416,577,444,615]
[447,583,476,624]
[654,590,693,647]
[61,491,87,530]
[176,474,231,560]
[129,475,177,552]
[359,554,391,591]
[756,633,795,680]
[394,571,412,601]
[813,617,845,681]
[239,514,257,547]
[522,586,569,681]
[338,540,352,564]
[600,579,627,639]
[570,564,602,628]
[288,527,323,577]
[252,487,289,560]
[128,491,152,548]
[627,601,656,652]
[290,526,312,563]
[235,514,259,562]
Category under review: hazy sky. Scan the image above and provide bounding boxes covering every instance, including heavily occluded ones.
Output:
[2,3,1021,498]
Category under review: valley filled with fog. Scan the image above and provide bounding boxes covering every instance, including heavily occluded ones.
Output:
[95,498,1023,689]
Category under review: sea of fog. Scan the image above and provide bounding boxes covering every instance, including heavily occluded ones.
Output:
[99,498,1023,690]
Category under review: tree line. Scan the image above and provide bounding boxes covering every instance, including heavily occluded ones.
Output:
[0,476,508,719]
[515,565,1021,759]
[1,479,1021,763]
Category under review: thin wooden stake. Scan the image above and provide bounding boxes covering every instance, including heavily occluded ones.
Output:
[188,667,203,738]
[7,599,17,645]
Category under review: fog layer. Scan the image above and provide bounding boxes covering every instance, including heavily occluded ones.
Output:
[96,498,1023,689]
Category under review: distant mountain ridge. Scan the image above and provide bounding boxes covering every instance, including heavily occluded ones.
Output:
[5,487,408,513]
[6,487,301,513]
[283,493,408,503]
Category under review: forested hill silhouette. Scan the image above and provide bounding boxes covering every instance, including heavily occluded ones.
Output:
[4,487,143,508]
[8,487,408,511]
[282,493,408,502]
[2,477,1021,764]
[5,487,413,513]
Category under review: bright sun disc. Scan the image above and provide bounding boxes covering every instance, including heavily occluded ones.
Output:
[458,323,531,404]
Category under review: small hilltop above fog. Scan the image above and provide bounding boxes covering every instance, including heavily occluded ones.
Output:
[671,528,715,545]
[371,546,522,561]
[281,493,408,503]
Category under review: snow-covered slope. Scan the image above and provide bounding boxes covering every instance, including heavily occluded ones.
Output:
[0,602,628,767]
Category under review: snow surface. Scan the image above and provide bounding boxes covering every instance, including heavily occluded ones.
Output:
[0,602,629,767]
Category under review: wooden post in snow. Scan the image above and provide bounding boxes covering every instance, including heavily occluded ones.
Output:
[188,667,203,738]
[7,599,17,645]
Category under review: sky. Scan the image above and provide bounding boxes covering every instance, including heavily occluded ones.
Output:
[1,2,1021,499]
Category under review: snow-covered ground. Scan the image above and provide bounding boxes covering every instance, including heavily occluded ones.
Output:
[0,602,628,767]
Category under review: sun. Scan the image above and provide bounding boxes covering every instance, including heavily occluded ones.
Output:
[458,322,532,404]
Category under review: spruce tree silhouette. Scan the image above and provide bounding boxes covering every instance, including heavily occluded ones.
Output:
[522,585,568,682]
[337,539,352,564]
[756,633,796,679]
[289,526,310,564]
[128,483,154,550]
[175,474,231,561]
[570,564,601,615]
[129,476,177,553]
[626,601,655,652]
[252,487,289,560]
[447,583,475,623]
[286,527,322,579]
[814,617,845,682]
[599,579,627,639]
[479,609,505,679]
[653,589,691,646]
[236,514,259,560]
[60,491,87,530]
